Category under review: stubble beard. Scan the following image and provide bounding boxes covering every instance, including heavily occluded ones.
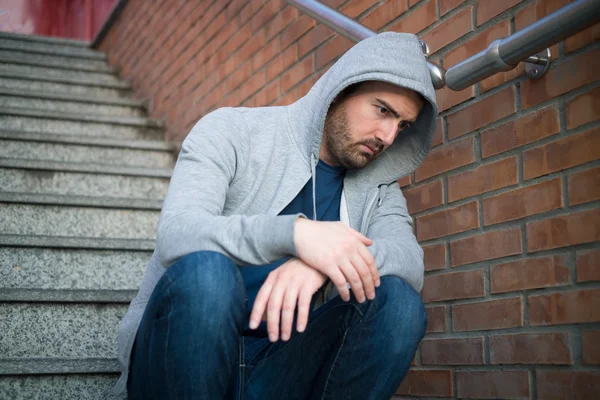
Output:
[323,104,376,170]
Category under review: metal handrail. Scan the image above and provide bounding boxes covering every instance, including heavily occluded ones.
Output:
[285,0,446,90]
[286,0,600,91]
[446,0,600,90]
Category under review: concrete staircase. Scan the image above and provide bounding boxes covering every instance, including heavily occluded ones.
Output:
[0,31,174,399]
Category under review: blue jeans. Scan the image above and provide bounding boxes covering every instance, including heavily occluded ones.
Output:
[128,251,426,400]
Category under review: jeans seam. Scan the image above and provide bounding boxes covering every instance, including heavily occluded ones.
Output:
[162,277,173,394]
[239,334,245,399]
[320,327,350,400]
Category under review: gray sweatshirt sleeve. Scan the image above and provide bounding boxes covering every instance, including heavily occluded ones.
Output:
[155,108,301,267]
[366,182,424,292]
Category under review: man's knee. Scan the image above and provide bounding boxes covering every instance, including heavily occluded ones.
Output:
[165,251,245,312]
[373,276,427,341]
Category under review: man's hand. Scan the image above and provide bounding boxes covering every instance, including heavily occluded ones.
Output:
[249,258,328,342]
[294,218,380,303]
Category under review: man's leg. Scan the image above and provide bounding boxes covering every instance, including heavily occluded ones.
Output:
[242,275,426,400]
[128,251,247,400]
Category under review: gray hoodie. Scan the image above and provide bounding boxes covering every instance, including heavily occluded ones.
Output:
[113,31,438,394]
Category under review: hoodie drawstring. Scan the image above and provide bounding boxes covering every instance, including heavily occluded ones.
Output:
[310,153,317,220]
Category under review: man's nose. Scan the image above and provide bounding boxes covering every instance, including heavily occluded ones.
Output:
[376,122,397,146]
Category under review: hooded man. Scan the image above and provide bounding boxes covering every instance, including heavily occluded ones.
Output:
[115,31,438,399]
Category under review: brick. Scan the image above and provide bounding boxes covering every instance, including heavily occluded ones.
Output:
[491,255,570,294]
[238,71,267,103]
[436,86,475,112]
[523,128,600,180]
[426,306,446,333]
[251,79,280,107]
[577,249,600,283]
[490,332,572,364]
[253,39,282,71]
[477,0,522,25]
[526,209,600,253]
[414,137,475,182]
[480,64,524,93]
[432,118,443,147]
[265,5,299,40]
[537,371,600,400]
[389,0,437,35]
[521,48,599,109]
[423,243,446,271]
[281,55,314,92]
[451,228,522,267]
[453,297,523,332]
[297,73,321,98]
[316,35,354,70]
[481,105,560,158]
[565,24,600,54]
[529,288,600,326]
[448,157,518,202]
[281,15,316,49]
[420,6,473,54]
[397,175,412,187]
[421,337,484,365]
[266,44,298,81]
[440,0,468,16]
[444,20,510,69]
[569,166,600,206]
[396,369,453,397]
[583,330,600,365]
[250,0,283,32]
[404,179,443,214]
[483,178,562,225]
[456,371,530,400]
[566,85,600,130]
[236,31,267,65]
[360,0,408,31]
[417,201,479,241]
[447,87,515,139]
[421,270,484,302]
[339,0,374,19]
[298,24,334,58]
[273,88,298,106]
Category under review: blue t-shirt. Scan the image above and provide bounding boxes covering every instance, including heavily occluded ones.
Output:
[239,160,346,336]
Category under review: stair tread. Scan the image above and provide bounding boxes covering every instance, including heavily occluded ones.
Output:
[0,69,129,88]
[0,86,144,107]
[0,129,175,150]
[0,49,114,73]
[0,234,156,250]
[0,106,163,127]
[0,31,91,47]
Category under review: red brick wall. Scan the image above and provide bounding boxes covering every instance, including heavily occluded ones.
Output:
[97,0,600,398]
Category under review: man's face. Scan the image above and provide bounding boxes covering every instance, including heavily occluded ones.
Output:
[321,81,424,169]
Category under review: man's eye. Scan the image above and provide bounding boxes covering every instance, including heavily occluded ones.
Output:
[378,106,388,114]
[399,121,411,130]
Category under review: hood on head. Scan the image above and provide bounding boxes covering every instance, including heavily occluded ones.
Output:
[286,31,439,185]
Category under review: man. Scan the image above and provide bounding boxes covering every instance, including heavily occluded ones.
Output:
[114,31,438,399]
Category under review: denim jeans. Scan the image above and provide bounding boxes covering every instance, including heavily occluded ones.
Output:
[128,251,427,400]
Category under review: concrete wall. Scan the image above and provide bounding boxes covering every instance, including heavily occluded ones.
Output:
[97,0,600,398]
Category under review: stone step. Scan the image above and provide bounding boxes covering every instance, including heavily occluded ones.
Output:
[0,373,125,400]
[0,66,127,88]
[0,108,163,140]
[0,62,122,86]
[0,234,155,251]
[0,31,90,47]
[0,158,173,178]
[0,37,106,60]
[0,302,127,360]
[0,129,174,151]
[0,49,113,73]
[1,247,147,301]
[0,139,174,169]
[0,76,130,99]
[0,87,145,117]
[0,192,163,211]
[0,203,159,239]
[0,168,169,200]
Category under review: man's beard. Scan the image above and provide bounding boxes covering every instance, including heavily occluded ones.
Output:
[323,103,383,169]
